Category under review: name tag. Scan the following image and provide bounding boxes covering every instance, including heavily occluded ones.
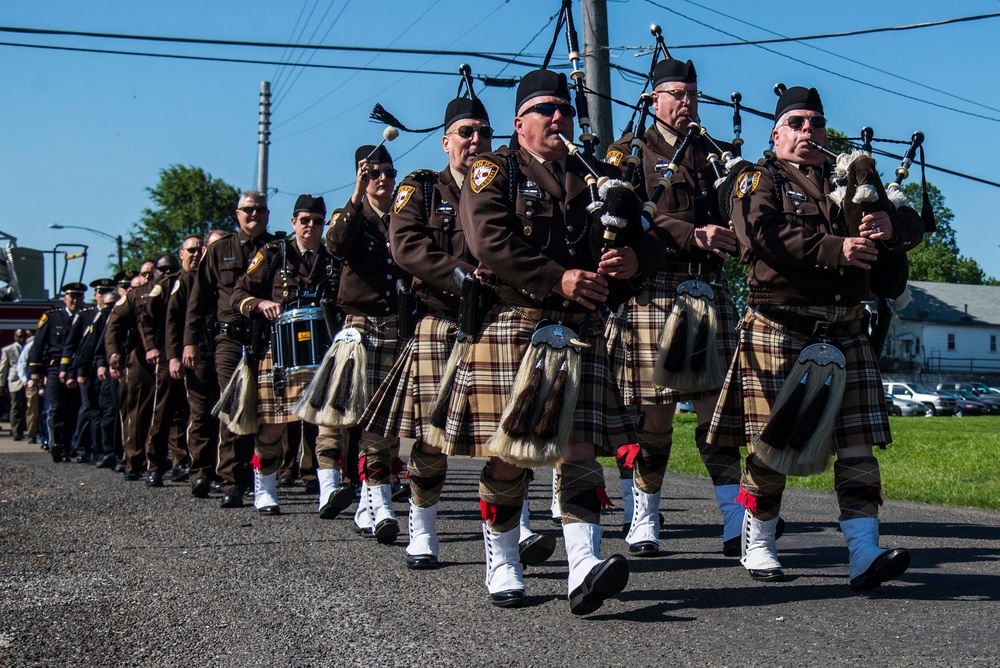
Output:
[435,202,455,215]
[655,160,670,173]
[785,190,808,203]
[518,181,542,199]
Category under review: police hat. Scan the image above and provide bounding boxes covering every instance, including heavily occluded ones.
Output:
[114,270,137,288]
[61,282,87,296]
[89,278,117,293]
[515,69,571,114]
[355,144,392,166]
[775,86,824,120]
[293,194,327,217]
[444,97,490,130]
[652,58,697,88]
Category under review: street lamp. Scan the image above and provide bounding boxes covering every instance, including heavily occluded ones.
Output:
[48,224,123,271]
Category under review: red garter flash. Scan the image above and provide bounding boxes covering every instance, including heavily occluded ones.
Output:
[480,499,498,524]
[616,444,640,469]
[736,488,758,513]
[597,486,614,509]
[250,453,262,471]
[357,455,367,482]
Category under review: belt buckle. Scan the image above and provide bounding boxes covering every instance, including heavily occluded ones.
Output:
[687,262,702,277]
[812,319,831,339]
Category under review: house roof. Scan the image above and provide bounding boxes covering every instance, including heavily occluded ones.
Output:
[896,281,1000,327]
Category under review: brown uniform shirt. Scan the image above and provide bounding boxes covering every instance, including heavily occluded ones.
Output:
[607,125,731,265]
[185,229,276,346]
[232,240,337,314]
[105,282,154,360]
[389,166,476,313]
[165,271,195,362]
[730,158,923,306]
[459,147,665,312]
[139,272,181,354]
[326,198,409,317]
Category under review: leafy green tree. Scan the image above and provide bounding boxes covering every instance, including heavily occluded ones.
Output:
[121,165,240,270]
[902,182,997,285]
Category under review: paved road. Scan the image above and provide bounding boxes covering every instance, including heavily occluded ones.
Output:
[0,435,997,667]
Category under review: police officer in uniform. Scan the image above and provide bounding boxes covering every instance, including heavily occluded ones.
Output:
[604,58,747,556]
[709,85,920,589]
[186,191,276,508]
[29,283,87,463]
[449,70,664,613]
[326,146,410,542]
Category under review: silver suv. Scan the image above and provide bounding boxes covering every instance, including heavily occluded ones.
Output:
[883,382,958,416]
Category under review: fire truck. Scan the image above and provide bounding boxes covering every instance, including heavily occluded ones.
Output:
[0,230,89,346]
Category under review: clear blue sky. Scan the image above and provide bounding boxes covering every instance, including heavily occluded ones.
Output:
[3,0,998,296]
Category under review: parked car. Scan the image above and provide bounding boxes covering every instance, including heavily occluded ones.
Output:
[953,389,1000,414]
[932,390,986,417]
[883,382,958,416]
[885,392,931,417]
[676,401,695,413]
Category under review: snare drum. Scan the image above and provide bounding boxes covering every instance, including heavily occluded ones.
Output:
[271,307,332,374]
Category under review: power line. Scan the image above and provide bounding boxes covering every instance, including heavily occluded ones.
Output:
[272,0,348,112]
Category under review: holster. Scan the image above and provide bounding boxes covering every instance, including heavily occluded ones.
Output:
[454,266,484,338]
[396,279,418,339]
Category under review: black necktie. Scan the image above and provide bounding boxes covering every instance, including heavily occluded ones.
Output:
[303,250,314,271]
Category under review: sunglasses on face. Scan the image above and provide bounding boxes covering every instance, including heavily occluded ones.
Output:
[783,115,827,130]
[520,102,576,118]
[238,205,268,215]
[369,168,397,179]
[447,125,494,140]
[181,246,201,254]
[295,217,325,226]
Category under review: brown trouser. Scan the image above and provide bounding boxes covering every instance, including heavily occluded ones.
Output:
[185,357,219,483]
[280,420,318,482]
[214,338,255,493]
[25,383,40,440]
[146,361,190,473]
[123,351,155,474]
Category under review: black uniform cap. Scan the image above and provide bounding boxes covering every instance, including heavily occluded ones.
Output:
[443,97,490,130]
[775,86,824,120]
[515,69,571,114]
[355,144,392,166]
[293,194,327,217]
[89,278,117,292]
[61,282,87,296]
[114,269,137,288]
[652,59,697,87]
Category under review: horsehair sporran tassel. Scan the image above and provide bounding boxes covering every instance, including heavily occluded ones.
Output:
[213,355,258,436]
[689,312,710,372]
[429,338,468,431]
[293,342,338,423]
[488,324,584,467]
[331,354,355,412]
[654,279,722,393]
[308,328,369,427]
[756,342,847,476]
[758,371,809,451]
[662,305,688,373]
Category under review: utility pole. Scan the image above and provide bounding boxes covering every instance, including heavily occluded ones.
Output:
[257,81,271,194]
[582,0,614,151]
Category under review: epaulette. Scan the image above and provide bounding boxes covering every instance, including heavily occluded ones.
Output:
[405,169,437,182]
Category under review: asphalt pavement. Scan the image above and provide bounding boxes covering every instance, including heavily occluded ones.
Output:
[1,434,997,667]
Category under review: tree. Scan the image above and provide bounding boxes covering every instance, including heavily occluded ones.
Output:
[120,165,240,270]
[902,182,997,285]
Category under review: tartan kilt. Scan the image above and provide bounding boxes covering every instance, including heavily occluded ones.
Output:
[441,305,636,458]
[605,268,738,405]
[257,349,313,425]
[342,313,407,401]
[362,313,457,440]
[707,304,890,454]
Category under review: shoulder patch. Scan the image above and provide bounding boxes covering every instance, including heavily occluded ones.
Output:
[170,280,181,295]
[393,185,416,214]
[37,313,48,328]
[605,150,624,166]
[470,159,500,194]
[115,295,127,307]
[736,171,761,199]
[246,251,264,275]
[149,284,162,298]
[329,209,343,227]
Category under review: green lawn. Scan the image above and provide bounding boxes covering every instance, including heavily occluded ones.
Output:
[600,413,1000,510]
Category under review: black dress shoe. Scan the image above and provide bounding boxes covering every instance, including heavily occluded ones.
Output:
[354,524,374,537]
[124,471,143,481]
[568,555,630,616]
[220,489,244,508]
[319,487,354,520]
[13,435,23,442]
[489,590,526,608]
[850,548,910,592]
[146,471,165,488]
[28,437,36,444]
[627,541,660,557]
[519,533,556,565]
[390,482,411,502]
[51,451,63,464]
[748,567,785,582]
[257,505,281,516]
[114,461,126,473]
[96,454,117,469]
[170,465,190,483]
[209,480,222,493]
[276,475,296,488]
[303,479,319,495]
[405,554,439,570]
[191,478,211,498]
[373,518,399,545]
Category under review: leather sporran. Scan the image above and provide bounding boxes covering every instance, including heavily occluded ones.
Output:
[293,327,368,427]
[653,279,724,393]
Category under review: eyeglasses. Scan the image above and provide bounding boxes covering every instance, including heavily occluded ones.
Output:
[447,125,494,140]
[657,88,697,102]
[140,270,153,277]
[369,168,397,179]
[180,246,201,254]
[783,115,827,130]
[520,102,576,118]
[295,217,325,226]
[155,264,175,271]
[238,205,268,215]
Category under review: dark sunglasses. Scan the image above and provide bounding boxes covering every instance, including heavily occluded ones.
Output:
[370,168,397,179]
[295,217,325,226]
[238,205,268,215]
[181,246,201,253]
[155,264,175,272]
[520,102,576,118]
[783,115,827,130]
[448,125,494,140]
